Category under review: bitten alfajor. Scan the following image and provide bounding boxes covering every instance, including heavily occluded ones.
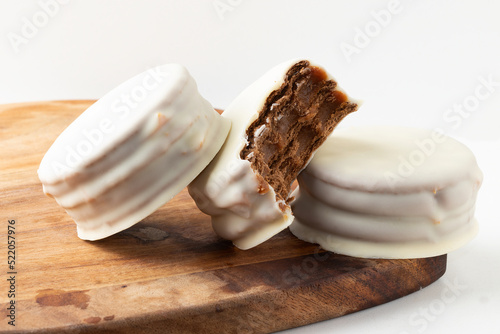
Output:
[38,64,231,240]
[189,59,359,250]
[290,126,483,259]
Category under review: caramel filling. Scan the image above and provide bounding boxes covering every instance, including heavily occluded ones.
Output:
[240,60,357,206]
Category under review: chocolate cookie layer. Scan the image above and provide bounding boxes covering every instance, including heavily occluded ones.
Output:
[241,60,357,203]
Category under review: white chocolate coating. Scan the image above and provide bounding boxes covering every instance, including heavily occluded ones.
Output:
[188,59,355,250]
[188,60,295,250]
[290,126,483,259]
[38,64,231,240]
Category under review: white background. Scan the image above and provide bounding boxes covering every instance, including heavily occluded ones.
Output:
[1,1,499,333]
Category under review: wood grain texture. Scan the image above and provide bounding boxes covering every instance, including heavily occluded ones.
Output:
[0,101,447,333]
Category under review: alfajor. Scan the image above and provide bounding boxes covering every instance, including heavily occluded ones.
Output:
[290,126,483,259]
[38,64,231,240]
[188,59,359,249]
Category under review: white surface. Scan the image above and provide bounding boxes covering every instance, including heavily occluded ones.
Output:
[1,0,499,333]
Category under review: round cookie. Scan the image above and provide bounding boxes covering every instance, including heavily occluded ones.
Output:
[188,59,358,250]
[38,64,231,240]
[290,126,483,259]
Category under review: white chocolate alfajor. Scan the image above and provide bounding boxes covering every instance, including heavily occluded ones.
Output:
[290,126,483,259]
[188,59,358,250]
[38,64,231,240]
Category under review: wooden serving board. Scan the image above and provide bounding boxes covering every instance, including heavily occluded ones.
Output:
[0,101,446,333]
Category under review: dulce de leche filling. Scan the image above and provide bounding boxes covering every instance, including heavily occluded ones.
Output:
[240,60,357,208]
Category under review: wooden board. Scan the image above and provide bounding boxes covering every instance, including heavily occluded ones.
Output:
[0,101,447,333]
